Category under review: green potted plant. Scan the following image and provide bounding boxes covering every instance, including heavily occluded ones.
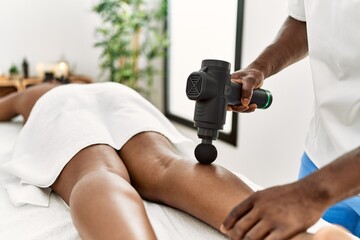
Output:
[93,0,168,97]
[9,64,20,79]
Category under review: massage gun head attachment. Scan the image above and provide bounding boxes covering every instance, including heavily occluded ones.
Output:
[186,59,231,164]
[195,141,218,164]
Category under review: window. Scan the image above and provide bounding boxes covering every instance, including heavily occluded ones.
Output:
[164,0,244,146]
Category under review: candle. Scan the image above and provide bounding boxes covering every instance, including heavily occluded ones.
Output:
[36,63,45,79]
[55,61,69,78]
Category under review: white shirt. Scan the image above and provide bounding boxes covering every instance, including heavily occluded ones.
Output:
[288,0,360,168]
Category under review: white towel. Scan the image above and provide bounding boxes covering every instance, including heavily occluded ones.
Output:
[0,82,194,207]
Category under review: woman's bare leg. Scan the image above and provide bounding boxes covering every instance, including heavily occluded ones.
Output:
[312,226,352,240]
[119,132,353,240]
[291,226,352,240]
[119,132,253,230]
[51,144,156,240]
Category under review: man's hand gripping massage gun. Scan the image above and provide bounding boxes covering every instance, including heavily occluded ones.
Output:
[186,59,273,164]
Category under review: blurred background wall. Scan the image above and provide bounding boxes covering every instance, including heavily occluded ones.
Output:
[0,0,101,81]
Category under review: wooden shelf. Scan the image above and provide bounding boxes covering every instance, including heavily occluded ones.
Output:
[0,77,43,92]
[0,75,93,97]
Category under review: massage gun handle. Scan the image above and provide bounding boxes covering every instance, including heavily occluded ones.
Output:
[228,82,273,109]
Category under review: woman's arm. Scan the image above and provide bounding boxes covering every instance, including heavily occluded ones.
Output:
[0,91,20,121]
[0,83,58,122]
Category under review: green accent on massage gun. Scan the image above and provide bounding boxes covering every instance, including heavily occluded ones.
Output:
[259,90,272,109]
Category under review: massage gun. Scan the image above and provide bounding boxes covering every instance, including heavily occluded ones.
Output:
[186,59,273,164]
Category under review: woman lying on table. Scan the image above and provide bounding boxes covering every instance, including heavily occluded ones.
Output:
[0,82,353,240]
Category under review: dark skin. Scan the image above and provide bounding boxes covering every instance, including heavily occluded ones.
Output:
[0,83,58,123]
[228,16,308,113]
[222,16,360,240]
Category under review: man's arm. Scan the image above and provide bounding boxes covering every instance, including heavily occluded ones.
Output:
[230,16,308,112]
[302,146,360,208]
[247,16,308,78]
[0,91,20,121]
[221,147,360,240]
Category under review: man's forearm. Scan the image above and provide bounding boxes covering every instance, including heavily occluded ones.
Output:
[300,146,360,210]
[248,16,308,79]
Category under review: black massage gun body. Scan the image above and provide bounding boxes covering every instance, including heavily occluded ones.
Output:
[186,59,272,164]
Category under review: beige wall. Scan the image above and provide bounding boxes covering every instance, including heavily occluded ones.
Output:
[0,0,101,82]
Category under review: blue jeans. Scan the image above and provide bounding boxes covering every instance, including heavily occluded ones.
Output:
[299,152,360,237]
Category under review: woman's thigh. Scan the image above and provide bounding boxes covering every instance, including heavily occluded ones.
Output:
[118,132,254,230]
[51,144,130,204]
[118,132,181,198]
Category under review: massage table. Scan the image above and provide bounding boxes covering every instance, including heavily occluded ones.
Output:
[0,120,358,240]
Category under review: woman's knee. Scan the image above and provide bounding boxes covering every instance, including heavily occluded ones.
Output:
[69,170,146,239]
[313,226,352,240]
[70,170,138,206]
